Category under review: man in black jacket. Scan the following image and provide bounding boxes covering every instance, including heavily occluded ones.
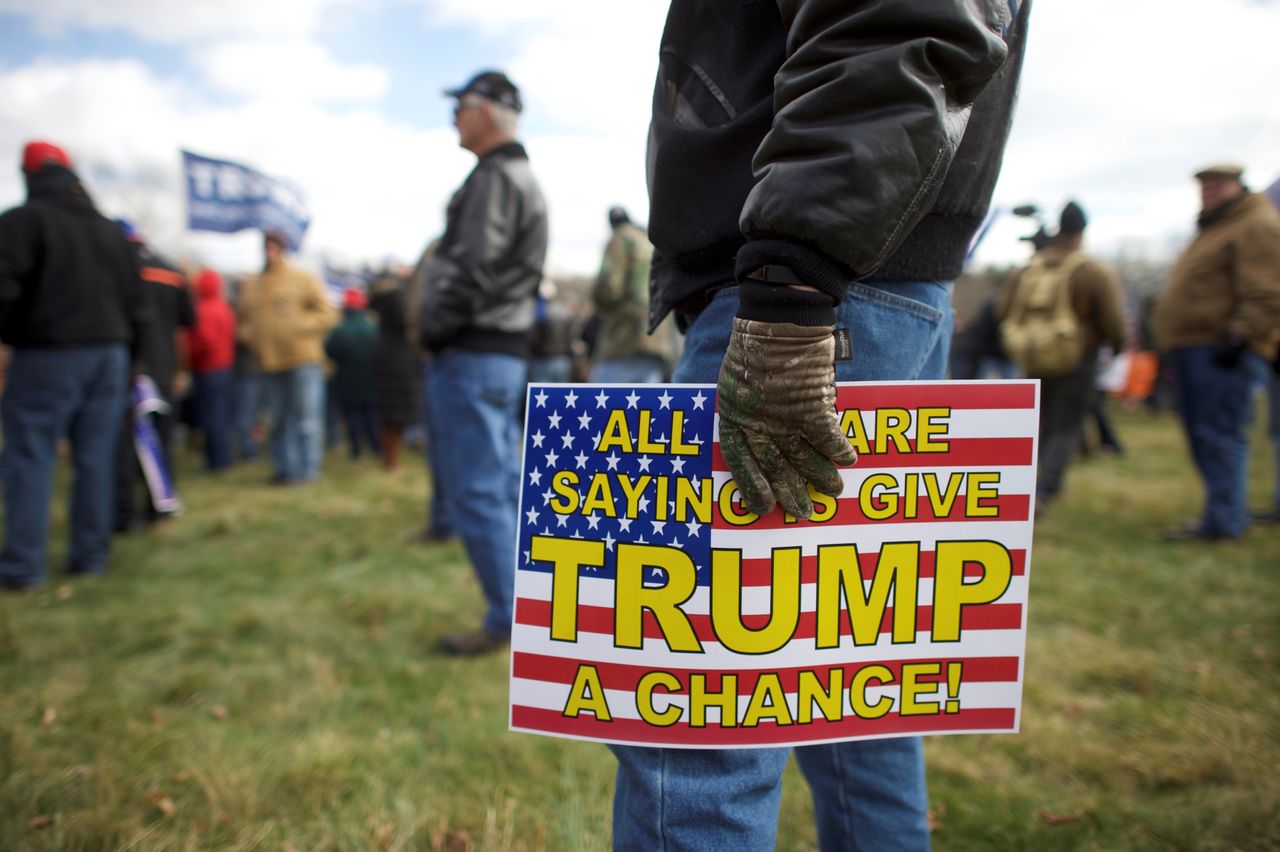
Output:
[0,141,150,590]
[418,70,548,655]
[608,2,1031,849]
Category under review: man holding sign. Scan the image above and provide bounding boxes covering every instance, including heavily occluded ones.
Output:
[607,2,1033,849]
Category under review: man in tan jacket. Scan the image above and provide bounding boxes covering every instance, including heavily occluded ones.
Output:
[237,229,338,484]
[1153,163,1280,540]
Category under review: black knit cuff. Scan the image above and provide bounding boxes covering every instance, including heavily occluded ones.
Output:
[737,280,836,326]
[735,237,850,305]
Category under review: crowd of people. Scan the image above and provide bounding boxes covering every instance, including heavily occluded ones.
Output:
[951,173,1280,536]
[2,0,1279,844]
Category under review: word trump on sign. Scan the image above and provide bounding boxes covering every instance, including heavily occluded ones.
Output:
[510,382,1038,748]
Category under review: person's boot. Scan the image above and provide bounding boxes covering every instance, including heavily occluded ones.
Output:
[439,629,509,656]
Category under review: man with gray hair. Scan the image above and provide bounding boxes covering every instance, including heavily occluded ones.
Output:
[419,70,548,655]
[1153,163,1280,540]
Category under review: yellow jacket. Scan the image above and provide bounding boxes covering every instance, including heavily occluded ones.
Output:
[237,260,338,372]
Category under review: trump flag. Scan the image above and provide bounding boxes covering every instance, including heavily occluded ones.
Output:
[511,381,1038,749]
[182,150,310,250]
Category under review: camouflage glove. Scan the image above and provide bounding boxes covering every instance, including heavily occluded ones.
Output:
[717,317,857,519]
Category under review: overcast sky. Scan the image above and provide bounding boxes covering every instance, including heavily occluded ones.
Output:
[1,0,1277,278]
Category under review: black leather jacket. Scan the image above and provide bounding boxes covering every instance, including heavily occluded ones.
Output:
[647,0,1030,329]
[419,142,548,357]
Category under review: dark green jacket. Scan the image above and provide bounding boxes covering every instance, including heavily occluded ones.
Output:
[324,310,377,405]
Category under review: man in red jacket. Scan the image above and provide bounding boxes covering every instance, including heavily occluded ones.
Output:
[186,268,237,470]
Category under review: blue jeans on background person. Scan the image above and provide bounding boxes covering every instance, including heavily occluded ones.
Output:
[528,354,573,385]
[0,345,128,587]
[193,369,234,471]
[609,280,951,852]
[233,369,261,461]
[263,363,326,482]
[340,401,381,459]
[422,361,456,538]
[591,355,666,384]
[1266,369,1280,511]
[430,349,525,635]
[1170,345,1265,538]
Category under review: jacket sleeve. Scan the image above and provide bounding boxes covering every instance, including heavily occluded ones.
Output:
[1229,217,1280,351]
[737,0,1012,295]
[420,167,520,346]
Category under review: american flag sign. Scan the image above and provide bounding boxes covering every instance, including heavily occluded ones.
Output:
[511,381,1038,749]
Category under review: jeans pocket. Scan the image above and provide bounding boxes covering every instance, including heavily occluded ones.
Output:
[456,353,523,410]
[838,282,953,382]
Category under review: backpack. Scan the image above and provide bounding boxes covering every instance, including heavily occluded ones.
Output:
[999,252,1087,378]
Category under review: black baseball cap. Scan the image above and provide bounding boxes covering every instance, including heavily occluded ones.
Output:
[444,70,522,113]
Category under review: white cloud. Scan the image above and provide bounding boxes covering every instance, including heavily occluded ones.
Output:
[421,1,667,273]
[0,57,472,276]
[191,40,390,103]
[971,0,1280,267]
[525,133,650,277]
[5,1,1278,282]
[0,0,350,42]
[425,1,665,136]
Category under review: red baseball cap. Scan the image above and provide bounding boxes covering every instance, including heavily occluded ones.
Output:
[22,140,72,174]
[343,288,367,310]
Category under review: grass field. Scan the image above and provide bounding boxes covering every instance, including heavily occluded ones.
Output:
[0,406,1277,851]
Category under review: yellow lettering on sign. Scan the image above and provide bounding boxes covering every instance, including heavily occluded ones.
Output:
[580,473,618,518]
[816,543,920,648]
[614,544,702,652]
[689,673,737,728]
[597,410,633,453]
[848,665,894,719]
[932,540,1012,642]
[710,548,801,654]
[563,664,611,720]
[550,470,580,513]
[636,671,683,727]
[797,668,845,724]
[742,673,793,727]
[530,536,605,642]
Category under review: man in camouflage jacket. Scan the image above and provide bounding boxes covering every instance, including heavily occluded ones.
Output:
[590,207,672,383]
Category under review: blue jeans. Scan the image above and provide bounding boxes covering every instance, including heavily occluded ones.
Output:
[1266,369,1280,508]
[592,355,666,384]
[0,345,128,585]
[233,369,261,460]
[610,280,950,852]
[340,401,381,459]
[1170,346,1264,537]
[194,369,234,471]
[529,355,573,385]
[431,350,525,634]
[423,361,457,537]
[263,363,326,481]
